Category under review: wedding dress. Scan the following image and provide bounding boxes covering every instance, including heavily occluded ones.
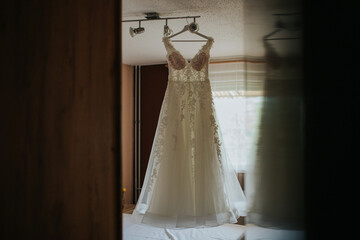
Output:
[131,36,246,229]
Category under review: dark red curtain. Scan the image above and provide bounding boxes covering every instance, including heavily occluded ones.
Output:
[140,65,168,186]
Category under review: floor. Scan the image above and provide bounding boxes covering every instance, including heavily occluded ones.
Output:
[122,203,136,214]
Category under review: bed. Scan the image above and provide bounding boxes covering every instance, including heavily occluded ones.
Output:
[123,213,246,240]
[245,224,305,240]
[123,213,305,240]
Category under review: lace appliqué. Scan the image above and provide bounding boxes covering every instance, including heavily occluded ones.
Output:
[210,114,222,164]
[191,52,207,71]
[168,52,186,70]
[163,37,213,83]
[173,81,208,122]
[147,36,221,187]
[148,90,170,191]
[208,88,223,167]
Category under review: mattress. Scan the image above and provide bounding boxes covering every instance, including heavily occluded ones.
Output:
[123,213,246,240]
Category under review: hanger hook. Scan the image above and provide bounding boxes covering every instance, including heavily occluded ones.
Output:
[165,19,168,26]
[186,18,189,25]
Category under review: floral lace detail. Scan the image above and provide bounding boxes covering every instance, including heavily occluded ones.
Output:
[133,36,247,227]
[168,52,186,70]
[148,36,220,188]
[210,114,222,164]
[172,81,209,121]
[163,37,214,82]
[148,89,170,191]
[191,51,208,71]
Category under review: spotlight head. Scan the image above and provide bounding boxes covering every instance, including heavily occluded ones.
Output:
[189,22,199,32]
[129,27,145,37]
[129,27,135,37]
[163,25,173,36]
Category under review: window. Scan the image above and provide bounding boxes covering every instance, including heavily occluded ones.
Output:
[209,61,265,173]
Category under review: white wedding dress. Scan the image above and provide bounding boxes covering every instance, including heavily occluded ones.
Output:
[131,36,246,229]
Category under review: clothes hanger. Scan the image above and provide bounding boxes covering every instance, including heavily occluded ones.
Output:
[263,28,299,41]
[167,23,211,42]
[263,18,300,41]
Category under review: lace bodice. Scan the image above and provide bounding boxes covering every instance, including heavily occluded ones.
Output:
[163,37,214,82]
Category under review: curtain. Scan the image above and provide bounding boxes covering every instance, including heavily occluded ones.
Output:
[209,62,266,173]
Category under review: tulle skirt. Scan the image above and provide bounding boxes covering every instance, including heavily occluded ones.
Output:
[131,79,246,229]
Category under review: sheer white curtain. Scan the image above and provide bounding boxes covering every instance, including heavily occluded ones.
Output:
[209,61,266,173]
[209,51,304,230]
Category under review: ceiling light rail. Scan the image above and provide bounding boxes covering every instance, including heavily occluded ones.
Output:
[122,15,201,23]
[123,14,201,38]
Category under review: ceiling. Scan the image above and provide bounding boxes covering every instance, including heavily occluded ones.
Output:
[122,0,245,65]
[122,0,302,66]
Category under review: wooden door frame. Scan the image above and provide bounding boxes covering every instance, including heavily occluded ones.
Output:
[115,0,122,239]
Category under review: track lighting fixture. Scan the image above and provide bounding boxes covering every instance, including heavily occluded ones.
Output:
[129,21,145,37]
[188,22,199,33]
[163,19,173,37]
[123,15,201,38]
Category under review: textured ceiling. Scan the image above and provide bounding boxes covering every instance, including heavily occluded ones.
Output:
[122,0,302,65]
[122,0,245,65]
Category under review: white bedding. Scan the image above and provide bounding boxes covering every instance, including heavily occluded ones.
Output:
[123,213,305,240]
[245,224,305,240]
[123,213,246,240]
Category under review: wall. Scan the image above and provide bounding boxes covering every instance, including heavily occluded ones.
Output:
[0,1,121,239]
[121,64,134,204]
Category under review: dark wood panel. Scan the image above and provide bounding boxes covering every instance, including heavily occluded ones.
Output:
[140,65,168,186]
[0,0,121,239]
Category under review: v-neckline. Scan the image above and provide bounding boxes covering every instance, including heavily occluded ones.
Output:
[164,37,212,66]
